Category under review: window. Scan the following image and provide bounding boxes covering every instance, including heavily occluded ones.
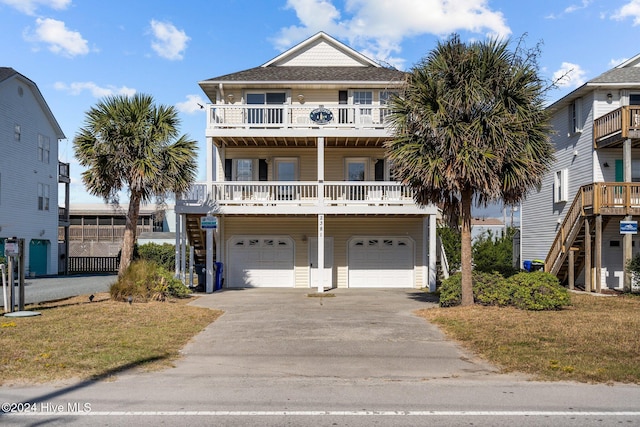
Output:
[38,134,50,163]
[353,91,373,119]
[274,158,298,181]
[346,158,367,181]
[569,98,582,134]
[246,92,286,124]
[554,169,568,203]
[379,91,398,122]
[234,159,254,181]
[14,124,20,141]
[37,183,50,211]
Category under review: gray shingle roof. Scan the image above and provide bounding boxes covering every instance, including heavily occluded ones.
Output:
[202,66,406,83]
[0,67,18,82]
[588,67,640,84]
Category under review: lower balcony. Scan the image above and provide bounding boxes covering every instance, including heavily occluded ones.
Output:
[176,181,433,215]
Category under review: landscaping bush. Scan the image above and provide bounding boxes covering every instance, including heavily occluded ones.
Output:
[138,243,177,271]
[439,271,510,307]
[439,270,570,310]
[437,225,461,272]
[110,260,191,302]
[507,271,571,311]
[472,227,518,278]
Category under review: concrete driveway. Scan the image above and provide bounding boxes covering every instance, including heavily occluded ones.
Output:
[181,288,500,380]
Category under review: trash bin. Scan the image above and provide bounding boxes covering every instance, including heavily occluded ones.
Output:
[523,260,532,272]
[531,260,545,272]
[214,262,223,291]
[194,264,206,291]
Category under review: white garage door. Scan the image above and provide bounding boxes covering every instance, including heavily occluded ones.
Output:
[348,237,414,288]
[227,236,295,287]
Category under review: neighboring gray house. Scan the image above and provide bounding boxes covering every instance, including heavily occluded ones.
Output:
[521,54,640,292]
[0,67,68,276]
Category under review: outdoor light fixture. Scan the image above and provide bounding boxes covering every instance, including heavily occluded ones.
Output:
[227,93,234,102]
[297,94,305,103]
[604,162,610,168]
[607,93,613,102]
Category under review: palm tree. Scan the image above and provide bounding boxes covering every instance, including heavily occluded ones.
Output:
[386,35,554,305]
[74,93,198,276]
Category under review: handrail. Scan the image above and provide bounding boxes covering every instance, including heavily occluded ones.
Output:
[545,182,640,273]
[594,106,640,145]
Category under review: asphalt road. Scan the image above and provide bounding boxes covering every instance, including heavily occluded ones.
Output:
[1,288,639,426]
[0,274,117,307]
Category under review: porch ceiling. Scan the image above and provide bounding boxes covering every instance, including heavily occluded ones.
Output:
[216,135,389,148]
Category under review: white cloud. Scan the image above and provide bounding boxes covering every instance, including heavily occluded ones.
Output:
[0,0,70,15]
[149,19,190,60]
[54,81,136,98]
[609,57,628,68]
[26,18,89,57]
[612,0,640,25]
[176,94,206,114]
[274,0,511,69]
[564,0,592,14]
[552,62,587,88]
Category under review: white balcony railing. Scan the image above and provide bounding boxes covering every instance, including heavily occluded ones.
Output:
[178,181,415,209]
[207,104,391,130]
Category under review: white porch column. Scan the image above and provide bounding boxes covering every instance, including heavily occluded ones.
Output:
[206,221,214,294]
[317,137,325,293]
[174,214,181,279]
[207,137,216,182]
[623,138,633,292]
[427,214,437,291]
[189,246,194,287]
[181,214,187,283]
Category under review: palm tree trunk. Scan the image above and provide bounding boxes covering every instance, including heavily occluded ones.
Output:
[460,186,474,306]
[118,192,141,277]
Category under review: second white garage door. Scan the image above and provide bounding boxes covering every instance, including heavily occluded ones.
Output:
[227,236,295,287]
[348,237,414,288]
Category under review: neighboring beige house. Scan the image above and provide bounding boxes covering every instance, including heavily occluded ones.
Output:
[175,32,438,291]
[522,53,640,292]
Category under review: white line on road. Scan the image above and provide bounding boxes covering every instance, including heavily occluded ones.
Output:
[3,410,640,417]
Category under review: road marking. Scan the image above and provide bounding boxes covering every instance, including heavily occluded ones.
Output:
[4,410,640,416]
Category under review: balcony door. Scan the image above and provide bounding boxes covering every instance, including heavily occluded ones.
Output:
[274,158,298,200]
[246,92,286,124]
[346,158,368,200]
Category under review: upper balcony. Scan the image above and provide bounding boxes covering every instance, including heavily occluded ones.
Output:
[176,181,434,216]
[594,106,640,148]
[206,103,392,146]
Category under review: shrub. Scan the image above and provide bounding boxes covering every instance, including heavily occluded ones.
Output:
[507,271,570,311]
[437,225,461,272]
[472,271,513,306]
[138,243,177,271]
[439,270,570,310]
[110,260,191,302]
[472,227,518,277]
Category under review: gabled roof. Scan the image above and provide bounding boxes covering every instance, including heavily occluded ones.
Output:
[547,52,640,113]
[0,67,65,139]
[199,32,405,101]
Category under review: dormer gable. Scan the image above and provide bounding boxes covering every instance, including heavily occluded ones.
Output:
[263,32,380,68]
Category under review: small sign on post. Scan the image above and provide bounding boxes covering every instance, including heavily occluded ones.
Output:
[200,216,217,229]
[620,220,638,234]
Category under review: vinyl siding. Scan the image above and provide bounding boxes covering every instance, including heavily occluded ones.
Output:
[0,76,60,274]
[521,93,595,265]
[221,216,424,288]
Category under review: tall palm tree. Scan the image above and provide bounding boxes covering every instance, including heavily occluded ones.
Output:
[387,35,554,305]
[74,93,198,276]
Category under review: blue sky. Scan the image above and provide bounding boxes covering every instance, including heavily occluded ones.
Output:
[3,0,640,217]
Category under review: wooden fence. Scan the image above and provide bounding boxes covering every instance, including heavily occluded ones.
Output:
[68,257,119,274]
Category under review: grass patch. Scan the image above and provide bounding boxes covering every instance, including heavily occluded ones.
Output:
[417,292,640,384]
[0,293,222,385]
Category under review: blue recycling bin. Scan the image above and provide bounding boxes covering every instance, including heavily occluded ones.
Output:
[523,260,532,272]
[214,262,223,291]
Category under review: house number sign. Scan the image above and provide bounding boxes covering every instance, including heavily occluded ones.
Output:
[309,107,334,125]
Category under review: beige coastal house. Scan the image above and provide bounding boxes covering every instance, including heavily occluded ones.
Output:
[175,32,438,291]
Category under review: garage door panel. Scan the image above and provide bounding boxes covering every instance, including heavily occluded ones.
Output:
[228,236,294,287]
[348,237,414,288]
